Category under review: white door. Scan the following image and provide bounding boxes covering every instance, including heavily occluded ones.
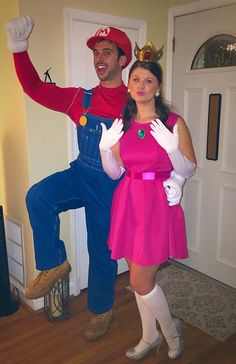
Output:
[172,3,236,288]
[64,8,146,294]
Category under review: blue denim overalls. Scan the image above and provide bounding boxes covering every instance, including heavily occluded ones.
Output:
[26,89,121,314]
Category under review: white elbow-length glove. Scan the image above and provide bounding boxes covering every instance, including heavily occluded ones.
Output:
[163,171,185,206]
[150,119,196,178]
[99,118,125,180]
[5,15,34,53]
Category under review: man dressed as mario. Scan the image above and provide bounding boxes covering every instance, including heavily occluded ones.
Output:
[5,15,183,340]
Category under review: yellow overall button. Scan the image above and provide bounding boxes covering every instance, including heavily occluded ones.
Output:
[79,115,87,126]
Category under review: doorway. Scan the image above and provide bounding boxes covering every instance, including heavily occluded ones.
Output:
[168,1,236,288]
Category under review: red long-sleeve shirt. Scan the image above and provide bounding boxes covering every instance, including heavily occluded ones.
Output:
[13,52,128,126]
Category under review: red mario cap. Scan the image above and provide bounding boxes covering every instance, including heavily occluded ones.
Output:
[87,26,132,68]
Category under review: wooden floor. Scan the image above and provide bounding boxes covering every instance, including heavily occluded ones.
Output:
[1,271,236,364]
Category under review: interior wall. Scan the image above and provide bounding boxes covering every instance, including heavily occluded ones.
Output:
[1,2,35,287]
[169,0,198,6]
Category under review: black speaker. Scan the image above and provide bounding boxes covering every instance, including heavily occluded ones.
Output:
[0,206,19,316]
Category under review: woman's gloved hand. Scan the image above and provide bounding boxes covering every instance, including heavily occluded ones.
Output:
[99,118,124,151]
[150,119,178,153]
[99,118,125,180]
[150,119,196,178]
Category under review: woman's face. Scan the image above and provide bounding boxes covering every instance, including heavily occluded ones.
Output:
[128,66,160,104]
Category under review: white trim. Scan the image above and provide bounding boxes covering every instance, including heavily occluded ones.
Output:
[166,0,236,104]
[64,8,146,296]
[64,7,147,38]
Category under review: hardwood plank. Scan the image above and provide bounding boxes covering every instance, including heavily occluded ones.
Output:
[0,272,236,364]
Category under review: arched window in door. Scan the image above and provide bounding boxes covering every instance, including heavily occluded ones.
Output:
[191,34,236,69]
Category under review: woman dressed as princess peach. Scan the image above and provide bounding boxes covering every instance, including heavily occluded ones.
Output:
[99,42,197,360]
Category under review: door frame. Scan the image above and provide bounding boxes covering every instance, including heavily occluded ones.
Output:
[64,8,146,296]
[166,0,236,104]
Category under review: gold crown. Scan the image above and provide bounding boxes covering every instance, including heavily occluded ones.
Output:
[134,42,164,63]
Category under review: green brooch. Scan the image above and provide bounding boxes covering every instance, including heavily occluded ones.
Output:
[138,129,145,139]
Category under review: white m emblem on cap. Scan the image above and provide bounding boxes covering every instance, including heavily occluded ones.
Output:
[95,27,111,37]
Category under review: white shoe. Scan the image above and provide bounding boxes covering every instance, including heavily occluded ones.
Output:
[168,318,184,360]
[126,332,164,360]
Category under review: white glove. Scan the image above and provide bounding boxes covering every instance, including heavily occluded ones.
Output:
[150,119,196,178]
[150,118,178,153]
[99,119,125,180]
[5,15,34,53]
[99,118,124,151]
[163,171,185,206]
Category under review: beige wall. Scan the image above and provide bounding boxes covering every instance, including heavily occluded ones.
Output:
[169,0,198,7]
[1,2,35,287]
[0,0,198,307]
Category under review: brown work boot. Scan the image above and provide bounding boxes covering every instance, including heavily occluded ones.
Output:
[84,309,114,340]
[25,260,71,299]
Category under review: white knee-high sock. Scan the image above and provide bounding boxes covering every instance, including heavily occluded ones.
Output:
[138,284,179,350]
[134,291,160,351]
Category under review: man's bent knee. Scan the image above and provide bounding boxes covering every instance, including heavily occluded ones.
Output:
[25,181,47,210]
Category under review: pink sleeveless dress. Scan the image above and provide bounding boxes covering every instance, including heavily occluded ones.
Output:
[107,112,188,266]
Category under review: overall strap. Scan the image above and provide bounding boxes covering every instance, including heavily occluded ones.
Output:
[82,89,93,108]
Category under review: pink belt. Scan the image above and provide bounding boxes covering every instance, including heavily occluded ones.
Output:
[126,170,170,180]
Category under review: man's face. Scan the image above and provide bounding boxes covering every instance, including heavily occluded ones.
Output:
[92,39,126,83]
